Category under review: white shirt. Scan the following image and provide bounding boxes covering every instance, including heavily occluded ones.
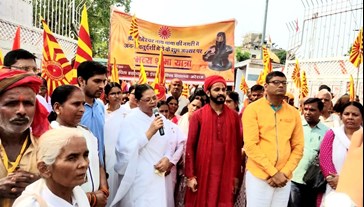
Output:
[320,113,341,129]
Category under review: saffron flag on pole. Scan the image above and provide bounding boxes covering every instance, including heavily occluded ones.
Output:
[71,4,93,84]
[349,28,363,67]
[153,50,166,100]
[300,70,308,99]
[129,14,139,48]
[262,45,272,73]
[138,61,147,84]
[40,16,73,96]
[292,59,301,89]
[12,26,21,50]
[111,58,120,84]
[256,70,265,86]
[349,74,355,101]
[240,76,249,94]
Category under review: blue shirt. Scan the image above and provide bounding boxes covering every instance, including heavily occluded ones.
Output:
[292,120,329,184]
[81,99,105,166]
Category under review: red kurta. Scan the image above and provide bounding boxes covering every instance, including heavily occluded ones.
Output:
[185,104,242,207]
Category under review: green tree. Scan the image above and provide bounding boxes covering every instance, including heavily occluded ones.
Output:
[88,0,131,58]
[274,50,286,64]
[236,47,251,62]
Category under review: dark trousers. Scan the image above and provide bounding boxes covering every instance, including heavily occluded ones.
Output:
[288,181,318,207]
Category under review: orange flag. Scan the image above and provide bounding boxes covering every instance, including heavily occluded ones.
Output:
[300,70,308,99]
[262,45,272,73]
[40,17,73,96]
[138,61,147,84]
[182,83,190,98]
[71,5,93,84]
[111,58,120,84]
[256,70,265,86]
[349,74,355,101]
[12,26,21,50]
[292,59,301,88]
[349,28,363,67]
[240,76,249,94]
[153,50,166,100]
[129,14,139,48]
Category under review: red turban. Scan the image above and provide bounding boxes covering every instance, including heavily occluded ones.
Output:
[0,69,50,137]
[204,75,227,91]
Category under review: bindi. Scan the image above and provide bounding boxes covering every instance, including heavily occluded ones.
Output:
[18,95,24,102]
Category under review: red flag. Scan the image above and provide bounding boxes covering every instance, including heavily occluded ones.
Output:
[12,26,21,50]
[70,5,93,84]
[40,17,73,96]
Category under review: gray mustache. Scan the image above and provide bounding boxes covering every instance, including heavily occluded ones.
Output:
[10,117,30,123]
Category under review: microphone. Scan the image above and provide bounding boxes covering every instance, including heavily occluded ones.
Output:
[152,108,165,136]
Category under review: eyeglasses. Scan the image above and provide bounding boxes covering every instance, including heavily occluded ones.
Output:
[268,80,287,86]
[140,96,158,103]
[159,110,169,113]
[10,65,38,72]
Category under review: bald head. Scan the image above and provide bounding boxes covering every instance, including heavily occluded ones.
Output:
[317,89,332,100]
[170,78,183,98]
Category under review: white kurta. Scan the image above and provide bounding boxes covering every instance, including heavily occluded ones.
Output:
[13,179,90,207]
[111,108,173,207]
[104,106,129,207]
[50,121,100,193]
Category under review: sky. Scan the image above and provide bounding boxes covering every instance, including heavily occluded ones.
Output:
[129,0,304,50]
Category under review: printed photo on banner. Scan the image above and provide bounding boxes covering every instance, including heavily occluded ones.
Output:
[109,10,235,84]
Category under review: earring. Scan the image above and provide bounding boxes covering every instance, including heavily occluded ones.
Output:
[56,111,60,115]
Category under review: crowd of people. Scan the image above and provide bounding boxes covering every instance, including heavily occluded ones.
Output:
[0,48,362,207]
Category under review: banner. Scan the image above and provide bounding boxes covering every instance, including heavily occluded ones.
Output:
[109,10,235,84]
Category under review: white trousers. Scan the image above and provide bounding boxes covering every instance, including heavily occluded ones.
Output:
[245,171,291,207]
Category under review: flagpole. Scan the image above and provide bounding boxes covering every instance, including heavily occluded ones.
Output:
[261,0,269,58]
[355,63,360,93]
